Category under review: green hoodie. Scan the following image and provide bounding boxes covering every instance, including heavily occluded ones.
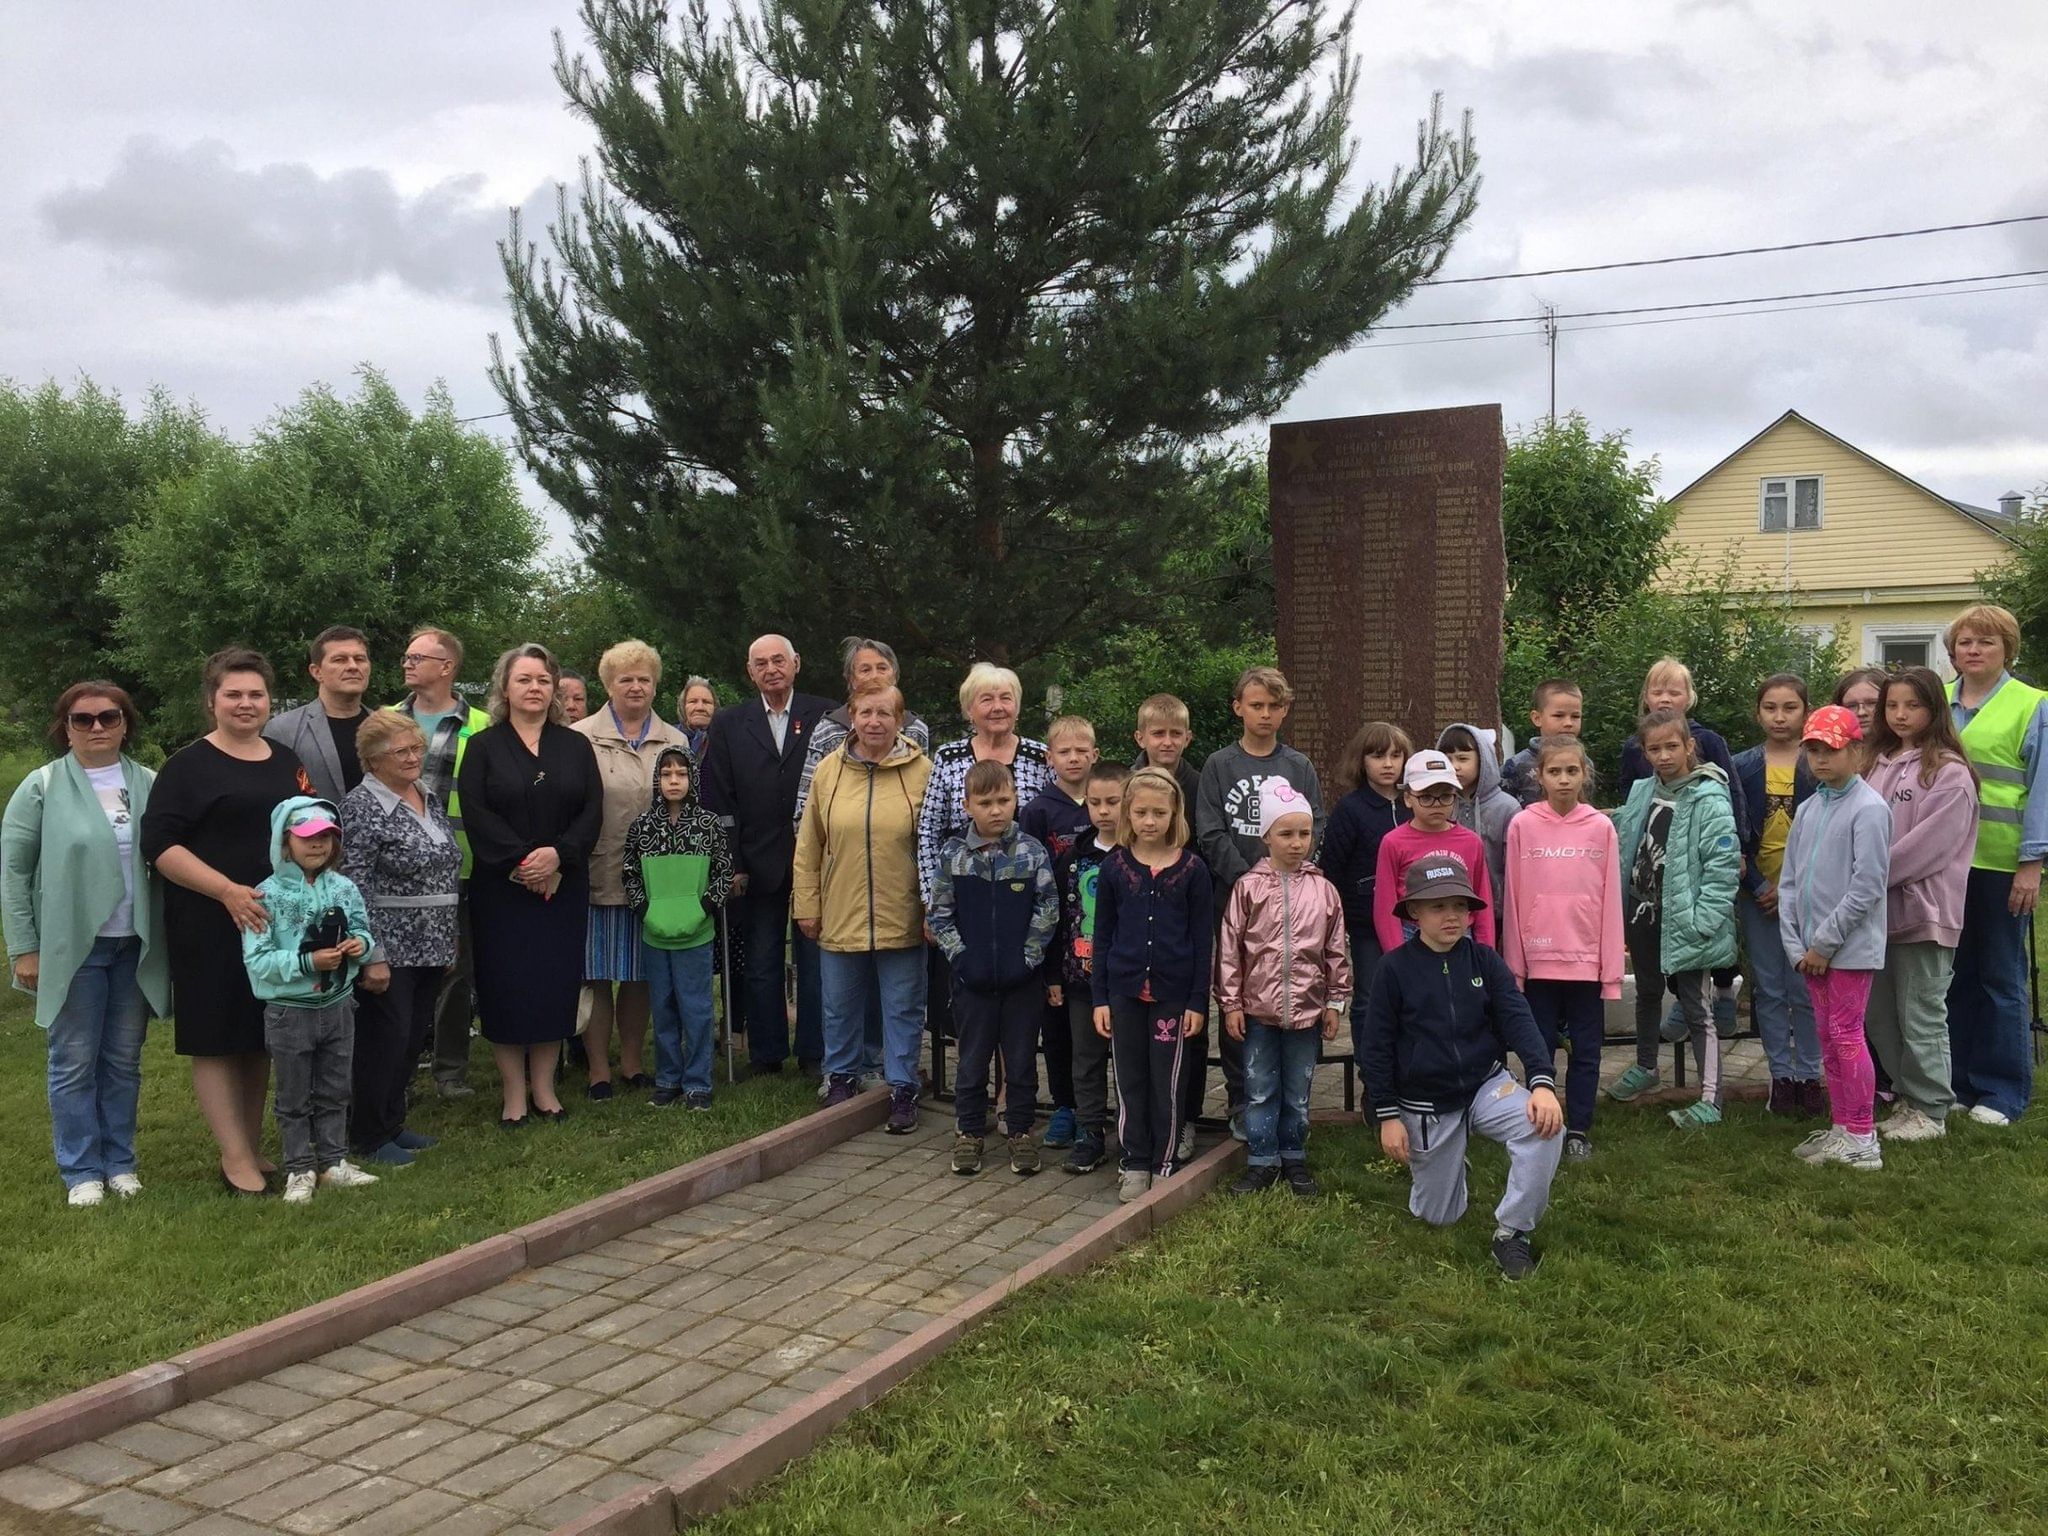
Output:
[621,744,733,951]
[241,795,376,1007]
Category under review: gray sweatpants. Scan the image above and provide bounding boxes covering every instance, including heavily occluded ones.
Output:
[1068,993,1113,1142]
[266,996,357,1175]
[1399,1068,1563,1235]
[1864,940,1957,1122]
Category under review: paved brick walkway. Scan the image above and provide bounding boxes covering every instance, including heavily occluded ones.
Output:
[1,1115,1120,1535]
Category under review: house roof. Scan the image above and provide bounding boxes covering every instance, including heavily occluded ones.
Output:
[1670,409,2020,547]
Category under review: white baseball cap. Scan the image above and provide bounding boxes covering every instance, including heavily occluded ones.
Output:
[1403,750,1462,794]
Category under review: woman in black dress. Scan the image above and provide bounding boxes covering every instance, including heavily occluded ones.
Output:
[457,644,602,1125]
[140,648,312,1194]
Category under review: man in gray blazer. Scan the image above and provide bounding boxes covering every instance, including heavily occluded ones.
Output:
[265,625,373,803]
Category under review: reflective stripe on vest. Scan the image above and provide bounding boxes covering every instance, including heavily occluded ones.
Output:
[1955,677,2044,872]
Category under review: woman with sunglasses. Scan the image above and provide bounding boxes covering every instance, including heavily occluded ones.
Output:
[2,683,171,1206]
[340,709,460,1165]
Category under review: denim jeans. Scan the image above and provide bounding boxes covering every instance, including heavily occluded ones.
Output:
[1243,1021,1319,1166]
[953,981,1040,1138]
[1948,866,2033,1120]
[736,885,823,1070]
[46,935,148,1189]
[645,939,717,1095]
[820,946,927,1088]
[1523,978,1603,1134]
[266,996,356,1175]
[1740,893,1820,1080]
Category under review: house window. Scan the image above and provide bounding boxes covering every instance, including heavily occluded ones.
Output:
[1760,475,1823,532]
[1863,625,1947,674]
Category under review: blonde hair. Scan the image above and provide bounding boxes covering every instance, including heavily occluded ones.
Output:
[1234,665,1293,705]
[1117,766,1189,848]
[849,680,905,720]
[1946,603,2021,668]
[597,638,663,691]
[957,662,1022,719]
[407,627,465,671]
[356,707,426,765]
[1045,714,1096,748]
[1641,656,1698,712]
[487,643,566,726]
[1136,693,1191,732]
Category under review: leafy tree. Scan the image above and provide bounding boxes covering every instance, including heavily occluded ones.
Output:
[493,0,1478,674]
[0,378,219,718]
[111,371,543,739]
[1977,484,2048,669]
[1502,411,1672,635]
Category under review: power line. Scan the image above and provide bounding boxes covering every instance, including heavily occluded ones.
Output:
[456,408,512,424]
[1351,276,2048,350]
[1419,213,2048,287]
[1376,268,2048,330]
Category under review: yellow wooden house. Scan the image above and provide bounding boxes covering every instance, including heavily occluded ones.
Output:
[1664,410,2023,675]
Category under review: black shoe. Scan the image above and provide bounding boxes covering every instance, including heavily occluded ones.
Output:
[587,1080,614,1101]
[1283,1164,1320,1198]
[625,1072,654,1090]
[684,1091,714,1112]
[650,1086,682,1108]
[534,1106,567,1122]
[1230,1165,1281,1196]
[1063,1136,1105,1175]
[1491,1230,1539,1281]
[498,1116,528,1131]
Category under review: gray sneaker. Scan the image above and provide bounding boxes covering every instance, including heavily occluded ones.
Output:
[1228,1109,1247,1143]
[1815,1129,1883,1171]
[1880,1105,1946,1142]
[435,1080,475,1101]
[1175,1122,1197,1163]
[1792,1127,1838,1163]
[1117,1169,1152,1203]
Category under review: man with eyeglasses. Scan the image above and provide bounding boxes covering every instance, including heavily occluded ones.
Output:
[265,625,375,804]
[394,627,494,1099]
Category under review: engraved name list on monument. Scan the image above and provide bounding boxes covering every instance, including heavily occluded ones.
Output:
[1269,405,1507,788]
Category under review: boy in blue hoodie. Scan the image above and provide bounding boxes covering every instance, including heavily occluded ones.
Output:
[242,797,379,1203]
[1360,854,1564,1280]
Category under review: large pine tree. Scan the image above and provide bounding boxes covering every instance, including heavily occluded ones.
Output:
[494,0,1477,670]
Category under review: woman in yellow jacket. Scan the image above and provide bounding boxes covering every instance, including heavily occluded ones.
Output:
[794,681,932,1131]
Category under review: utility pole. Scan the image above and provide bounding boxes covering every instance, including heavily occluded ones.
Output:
[1541,302,1558,419]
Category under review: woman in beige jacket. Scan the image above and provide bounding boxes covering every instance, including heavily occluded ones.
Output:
[794,682,932,1131]
[572,639,688,1097]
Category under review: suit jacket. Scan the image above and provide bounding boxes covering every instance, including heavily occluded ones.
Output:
[699,691,833,893]
[264,700,354,806]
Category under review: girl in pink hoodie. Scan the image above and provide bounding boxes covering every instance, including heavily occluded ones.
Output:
[1863,667,1979,1143]
[1502,738,1624,1159]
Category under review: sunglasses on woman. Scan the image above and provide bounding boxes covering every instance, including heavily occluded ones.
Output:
[67,710,124,732]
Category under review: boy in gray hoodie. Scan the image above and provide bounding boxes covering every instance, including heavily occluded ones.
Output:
[1779,705,1893,1172]
[1437,722,1518,901]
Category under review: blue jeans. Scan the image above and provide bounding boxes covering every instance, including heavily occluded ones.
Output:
[1948,866,2033,1120]
[1244,1021,1319,1166]
[646,939,717,1095]
[1523,978,1603,1134]
[46,936,148,1189]
[1741,892,1820,1080]
[820,946,928,1088]
[736,885,823,1070]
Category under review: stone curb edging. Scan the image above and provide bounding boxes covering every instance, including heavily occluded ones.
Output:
[0,1091,891,1472]
[548,1134,1248,1536]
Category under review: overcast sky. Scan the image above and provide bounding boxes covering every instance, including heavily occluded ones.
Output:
[4,0,2043,554]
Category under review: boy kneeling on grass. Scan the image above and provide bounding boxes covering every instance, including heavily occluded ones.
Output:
[1359,854,1564,1279]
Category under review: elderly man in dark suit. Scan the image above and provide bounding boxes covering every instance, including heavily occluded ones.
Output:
[700,633,834,1076]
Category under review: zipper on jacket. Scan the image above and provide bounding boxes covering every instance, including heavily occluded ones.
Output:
[1796,790,1839,945]
[1280,869,1296,1026]
[864,761,877,952]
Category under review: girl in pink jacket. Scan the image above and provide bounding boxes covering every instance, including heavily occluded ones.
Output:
[1219,782,1352,1198]
[1501,738,1624,1159]
[1864,667,1979,1142]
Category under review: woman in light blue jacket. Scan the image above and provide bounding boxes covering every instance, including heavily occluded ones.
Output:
[2,683,171,1206]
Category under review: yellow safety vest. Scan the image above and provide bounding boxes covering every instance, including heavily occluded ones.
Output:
[1953,675,2044,873]
[398,700,491,880]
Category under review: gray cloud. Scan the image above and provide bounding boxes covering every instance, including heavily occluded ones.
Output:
[39,137,553,305]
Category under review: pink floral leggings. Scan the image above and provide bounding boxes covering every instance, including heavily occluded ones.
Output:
[1804,968,1876,1135]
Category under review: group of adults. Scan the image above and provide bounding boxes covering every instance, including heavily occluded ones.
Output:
[9,602,2043,1200]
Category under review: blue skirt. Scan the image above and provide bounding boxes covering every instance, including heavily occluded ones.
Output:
[584,902,644,983]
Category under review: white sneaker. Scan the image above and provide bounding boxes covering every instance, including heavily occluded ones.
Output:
[1117,1169,1152,1204]
[1175,1122,1197,1163]
[282,1171,316,1204]
[1885,1106,1947,1142]
[67,1180,106,1208]
[1967,1104,2013,1127]
[1815,1130,1883,1171]
[1792,1128,1836,1163]
[108,1173,143,1197]
[317,1161,380,1189]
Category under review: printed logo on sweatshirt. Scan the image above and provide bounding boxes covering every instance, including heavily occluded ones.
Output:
[1222,775,1281,839]
[1528,844,1603,858]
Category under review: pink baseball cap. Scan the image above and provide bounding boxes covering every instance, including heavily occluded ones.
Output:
[286,808,340,839]
[1801,704,1863,749]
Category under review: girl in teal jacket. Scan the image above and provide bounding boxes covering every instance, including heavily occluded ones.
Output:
[1608,710,1741,1128]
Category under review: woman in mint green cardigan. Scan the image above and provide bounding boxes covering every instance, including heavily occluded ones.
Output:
[2,684,170,1206]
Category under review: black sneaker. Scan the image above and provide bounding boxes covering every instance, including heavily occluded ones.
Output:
[886,1085,919,1134]
[1063,1135,1105,1175]
[952,1133,984,1175]
[1230,1165,1281,1196]
[1283,1163,1320,1198]
[1564,1131,1591,1159]
[587,1079,614,1102]
[1491,1230,1539,1281]
[684,1091,714,1112]
[649,1086,682,1109]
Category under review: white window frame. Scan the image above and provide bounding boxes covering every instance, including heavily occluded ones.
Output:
[1759,474,1824,532]
[1862,624,1948,674]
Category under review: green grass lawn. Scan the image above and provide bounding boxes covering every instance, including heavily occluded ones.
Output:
[0,988,813,1416]
[702,1100,2048,1535]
